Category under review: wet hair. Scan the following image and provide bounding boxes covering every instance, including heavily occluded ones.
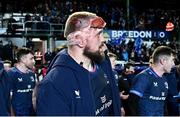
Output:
[16,47,34,62]
[152,46,175,64]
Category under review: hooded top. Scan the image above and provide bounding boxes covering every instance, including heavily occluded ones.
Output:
[0,60,11,116]
[36,49,121,116]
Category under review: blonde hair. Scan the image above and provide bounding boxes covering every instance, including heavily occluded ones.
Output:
[64,11,97,38]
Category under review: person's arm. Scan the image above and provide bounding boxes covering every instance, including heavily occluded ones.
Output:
[36,67,76,116]
[127,93,140,115]
[121,107,125,116]
[10,91,15,116]
[36,81,72,116]
[32,85,37,111]
[127,73,150,116]
[6,70,15,116]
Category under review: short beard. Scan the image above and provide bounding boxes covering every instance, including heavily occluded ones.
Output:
[83,47,105,64]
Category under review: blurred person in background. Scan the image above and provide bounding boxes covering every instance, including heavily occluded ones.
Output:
[36,11,121,116]
[164,63,180,116]
[3,60,12,71]
[7,48,36,116]
[0,58,11,116]
[108,52,119,86]
[108,52,129,116]
[120,62,135,88]
[118,62,135,116]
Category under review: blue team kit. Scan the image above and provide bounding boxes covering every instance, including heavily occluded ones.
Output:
[7,67,36,115]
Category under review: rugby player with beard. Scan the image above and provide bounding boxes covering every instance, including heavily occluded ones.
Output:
[36,11,121,116]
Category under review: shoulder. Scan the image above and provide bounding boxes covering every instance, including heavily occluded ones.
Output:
[0,69,9,81]
[135,70,148,80]
[135,68,151,79]
[7,68,17,78]
[7,67,14,72]
[41,66,78,92]
[28,69,35,75]
[46,66,75,81]
[37,67,78,101]
[132,69,152,86]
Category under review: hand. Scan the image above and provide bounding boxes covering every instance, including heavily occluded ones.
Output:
[121,107,125,116]
[120,91,129,100]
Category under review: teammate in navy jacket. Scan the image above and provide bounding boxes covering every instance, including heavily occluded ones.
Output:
[164,66,180,116]
[7,48,36,116]
[129,46,176,116]
[36,11,121,116]
[0,59,11,116]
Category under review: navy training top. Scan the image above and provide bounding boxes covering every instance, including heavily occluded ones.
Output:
[7,67,36,116]
[130,67,168,116]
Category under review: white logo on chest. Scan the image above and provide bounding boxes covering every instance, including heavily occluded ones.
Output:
[75,90,80,98]
[153,82,158,87]
[100,95,106,103]
[161,92,165,96]
[28,85,31,89]
[164,82,168,89]
[30,76,35,82]
[18,78,23,82]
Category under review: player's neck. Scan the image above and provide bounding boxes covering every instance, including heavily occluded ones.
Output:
[151,65,164,77]
[68,48,92,71]
[15,63,29,73]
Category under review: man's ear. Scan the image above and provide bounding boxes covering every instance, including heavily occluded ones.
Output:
[74,32,87,48]
[159,57,165,65]
[20,56,26,64]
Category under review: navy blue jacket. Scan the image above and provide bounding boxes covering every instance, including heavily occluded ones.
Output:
[164,68,179,116]
[36,49,121,116]
[0,61,11,116]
